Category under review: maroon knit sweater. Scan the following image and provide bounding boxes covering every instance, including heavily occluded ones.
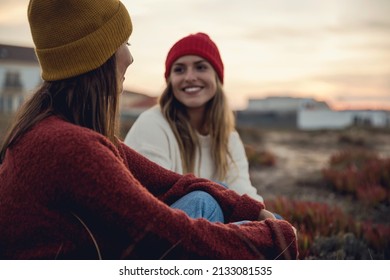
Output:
[0,116,298,259]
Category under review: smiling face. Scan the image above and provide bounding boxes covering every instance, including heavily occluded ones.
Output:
[169,55,217,111]
[115,43,133,94]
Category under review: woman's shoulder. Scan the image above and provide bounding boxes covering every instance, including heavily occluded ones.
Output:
[28,116,114,150]
[132,105,170,129]
[9,116,119,172]
[229,130,242,142]
[137,105,163,119]
[39,116,106,137]
[227,130,246,154]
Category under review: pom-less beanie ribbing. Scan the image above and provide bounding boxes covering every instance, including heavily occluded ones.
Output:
[28,0,132,81]
[165,33,224,84]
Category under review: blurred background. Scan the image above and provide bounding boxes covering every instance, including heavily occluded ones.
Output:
[1,0,389,110]
[0,0,389,259]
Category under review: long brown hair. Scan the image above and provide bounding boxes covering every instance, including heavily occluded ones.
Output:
[0,54,119,163]
[159,78,235,181]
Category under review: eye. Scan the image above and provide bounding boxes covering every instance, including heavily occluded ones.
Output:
[196,63,208,71]
[126,42,131,46]
[172,65,185,74]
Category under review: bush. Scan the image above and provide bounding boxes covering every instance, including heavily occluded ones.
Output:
[322,149,390,205]
[245,144,276,167]
[265,196,390,259]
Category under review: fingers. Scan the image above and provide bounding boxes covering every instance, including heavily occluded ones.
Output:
[258,209,276,220]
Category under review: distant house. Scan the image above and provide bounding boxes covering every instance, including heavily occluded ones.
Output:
[0,44,157,117]
[0,44,41,113]
[247,96,330,112]
[120,90,157,119]
[238,96,390,130]
[298,109,390,130]
[236,96,330,129]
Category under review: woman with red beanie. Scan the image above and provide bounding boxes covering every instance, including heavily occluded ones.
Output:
[0,0,297,259]
[125,33,264,202]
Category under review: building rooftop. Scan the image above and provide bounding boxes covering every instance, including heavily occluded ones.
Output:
[0,44,38,63]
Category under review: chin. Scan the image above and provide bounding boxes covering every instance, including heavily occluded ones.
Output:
[185,103,207,109]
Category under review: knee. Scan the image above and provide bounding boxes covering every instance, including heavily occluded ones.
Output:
[188,191,217,204]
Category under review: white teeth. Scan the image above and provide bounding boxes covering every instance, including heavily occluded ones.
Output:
[184,87,201,92]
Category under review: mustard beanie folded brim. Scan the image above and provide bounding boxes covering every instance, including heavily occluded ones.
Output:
[28,0,132,81]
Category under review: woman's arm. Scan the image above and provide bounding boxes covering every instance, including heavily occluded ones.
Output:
[59,133,297,259]
[124,107,179,172]
[225,131,264,202]
[52,130,297,259]
[118,141,262,223]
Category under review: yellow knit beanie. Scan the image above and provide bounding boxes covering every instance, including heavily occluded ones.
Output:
[28,0,132,81]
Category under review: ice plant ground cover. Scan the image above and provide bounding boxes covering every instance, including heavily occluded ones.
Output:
[239,126,390,259]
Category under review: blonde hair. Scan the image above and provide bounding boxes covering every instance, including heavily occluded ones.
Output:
[159,78,235,181]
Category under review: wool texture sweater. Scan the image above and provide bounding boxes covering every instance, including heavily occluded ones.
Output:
[125,106,264,202]
[0,116,297,259]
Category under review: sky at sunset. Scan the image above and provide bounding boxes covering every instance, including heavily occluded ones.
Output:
[0,0,389,110]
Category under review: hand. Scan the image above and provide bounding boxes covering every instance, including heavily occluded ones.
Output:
[258,209,276,220]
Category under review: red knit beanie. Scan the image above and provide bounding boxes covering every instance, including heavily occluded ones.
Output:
[164,32,224,83]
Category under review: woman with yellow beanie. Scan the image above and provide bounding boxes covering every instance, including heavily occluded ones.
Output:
[0,0,298,259]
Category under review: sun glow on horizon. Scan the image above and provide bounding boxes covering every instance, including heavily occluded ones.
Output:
[1,0,389,112]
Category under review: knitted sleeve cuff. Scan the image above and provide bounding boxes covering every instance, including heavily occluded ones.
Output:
[228,194,264,223]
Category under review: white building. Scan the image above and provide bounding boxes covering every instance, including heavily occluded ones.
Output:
[298,109,390,130]
[0,44,41,113]
[244,96,390,130]
[247,96,330,112]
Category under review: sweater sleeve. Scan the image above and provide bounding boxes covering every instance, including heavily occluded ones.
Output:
[124,107,177,171]
[54,130,297,259]
[226,131,264,202]
[117,142,261,223]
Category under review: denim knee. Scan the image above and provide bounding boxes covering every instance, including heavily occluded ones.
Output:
[170,191,224,223]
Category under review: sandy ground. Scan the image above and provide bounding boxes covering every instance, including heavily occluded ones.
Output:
[244,128,390,223]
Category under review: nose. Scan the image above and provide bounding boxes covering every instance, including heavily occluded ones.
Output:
[184,68,196,81]
[128,52,134,66]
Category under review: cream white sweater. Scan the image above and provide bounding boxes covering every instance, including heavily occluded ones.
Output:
[124,106,264,202]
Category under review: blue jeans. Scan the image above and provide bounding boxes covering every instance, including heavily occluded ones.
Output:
[170,191,225,223]
[170,190,282,224]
